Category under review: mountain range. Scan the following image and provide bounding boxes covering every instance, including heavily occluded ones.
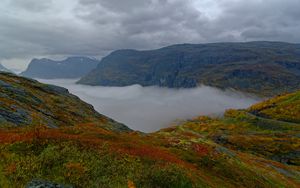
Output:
[78,41,300,96]
[21,57,99,79]
[0,72,299,187]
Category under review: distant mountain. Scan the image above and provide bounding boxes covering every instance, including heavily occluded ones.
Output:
[21,57,99,79]
[78,41,300,96]
[0,63,11,72]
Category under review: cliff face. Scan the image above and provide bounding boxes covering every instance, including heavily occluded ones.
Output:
[21,57,99,79]
[78,42,300,96]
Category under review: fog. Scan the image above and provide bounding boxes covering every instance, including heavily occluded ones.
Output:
[38,79,260,132]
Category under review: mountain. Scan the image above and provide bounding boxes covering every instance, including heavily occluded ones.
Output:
[78,41,300,96]
[0,73,299,187]
[0,63,11,72]
[21,57,99,79]
[0,72,129,132]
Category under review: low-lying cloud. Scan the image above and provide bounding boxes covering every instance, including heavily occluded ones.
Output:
[38,79,260,132]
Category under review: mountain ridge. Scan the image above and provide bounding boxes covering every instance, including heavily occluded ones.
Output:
[78,41,300,97]
[21,57,99,79]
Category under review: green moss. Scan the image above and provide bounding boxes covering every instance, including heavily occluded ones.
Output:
[0,141,204,188]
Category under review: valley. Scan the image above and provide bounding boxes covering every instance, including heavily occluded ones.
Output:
[1,0,300,187]
[37,78,259,132]
[0,72,299,187]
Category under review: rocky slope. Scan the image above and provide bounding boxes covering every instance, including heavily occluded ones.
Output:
[0,72,129,132]
[78,41,300,96]
[21,57,99,79]
[0,73,299,187]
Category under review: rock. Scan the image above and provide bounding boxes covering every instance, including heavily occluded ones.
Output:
[0,105,32,125]
[43,84,69,95]
[26,179,72,188]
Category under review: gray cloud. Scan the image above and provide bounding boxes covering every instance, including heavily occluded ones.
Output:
[9,0,53,12]
[0,0,300,69]
[38,78,259,132]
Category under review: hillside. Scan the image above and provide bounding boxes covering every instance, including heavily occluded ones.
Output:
[78,41,300,96]
[248,90,300,123]
[21,57,99,79]
[0,72,129,132]
[0,73,299,187]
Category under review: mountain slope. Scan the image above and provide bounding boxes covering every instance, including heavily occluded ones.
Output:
[21,57,99,79]
[159,90,300,166]
[0,73,299,187]
[0,63,11,72]
[78,41,300,96]
[248,90,300,123]
[0,72,129,132]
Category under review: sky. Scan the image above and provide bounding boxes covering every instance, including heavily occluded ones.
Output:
[0,0,300,70]
[38,79,259,132]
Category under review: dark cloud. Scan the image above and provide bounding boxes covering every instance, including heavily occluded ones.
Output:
[0,0,299,68]
[216,0,300,42]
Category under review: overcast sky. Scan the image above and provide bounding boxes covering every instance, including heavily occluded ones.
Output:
[1,0,300,70]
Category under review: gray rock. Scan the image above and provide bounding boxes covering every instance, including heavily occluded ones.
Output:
[43,84,69,95]
[0,105,32,125]
[1,81,43,106]
[26,179,73,188]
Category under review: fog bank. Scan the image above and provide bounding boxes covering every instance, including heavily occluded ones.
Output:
[38,79,260,132]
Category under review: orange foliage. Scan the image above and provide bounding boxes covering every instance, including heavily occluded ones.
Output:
[65,162,87,177]
[127,180,136,188]
[0,126,196,170]
[117,145,195,169]
[4,163,17,176]
[193,143,209,156]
